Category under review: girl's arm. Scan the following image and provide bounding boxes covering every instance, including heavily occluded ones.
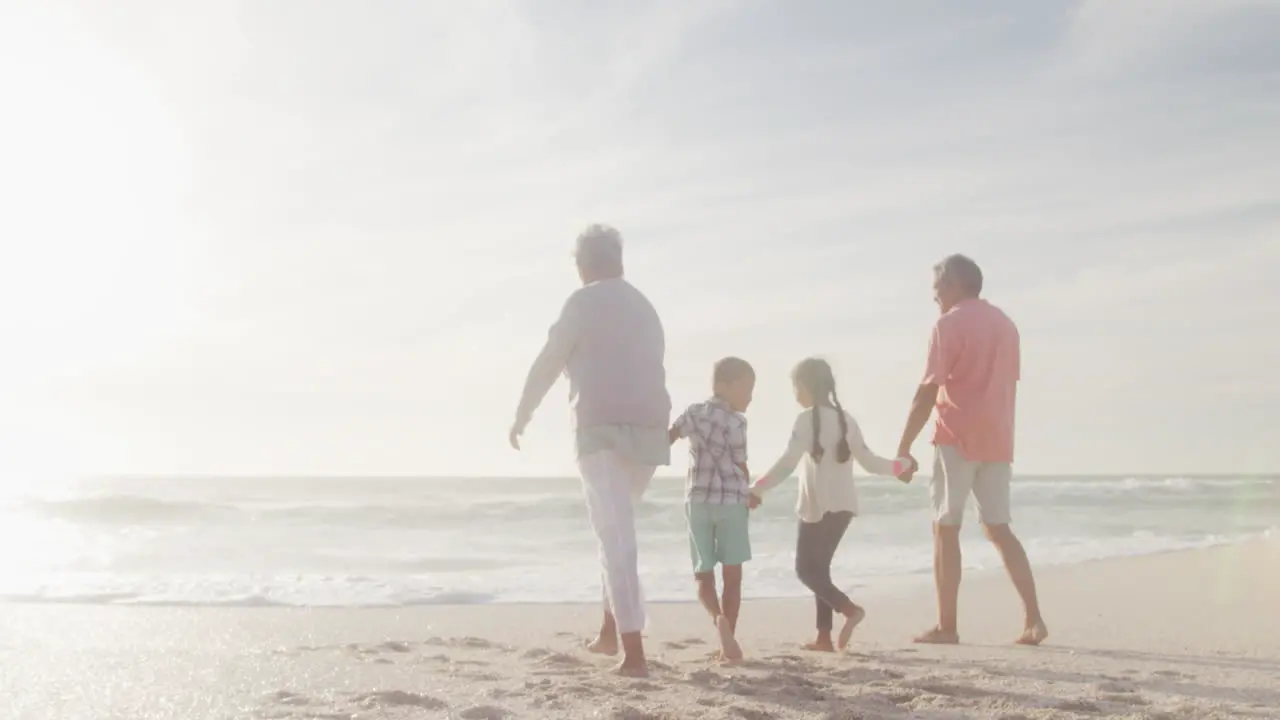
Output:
[845,413,898,476]
[750,413,810,495]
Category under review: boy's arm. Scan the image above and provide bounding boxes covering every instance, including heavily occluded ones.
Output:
[727,416,748,467]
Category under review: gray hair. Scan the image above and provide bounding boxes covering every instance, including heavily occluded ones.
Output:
[574,223,624,274]
[934,254,983,295]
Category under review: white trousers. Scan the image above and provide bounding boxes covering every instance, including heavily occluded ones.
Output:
[577,449,655,635]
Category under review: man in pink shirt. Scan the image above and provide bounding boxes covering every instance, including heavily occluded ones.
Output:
[896,254,1048,646]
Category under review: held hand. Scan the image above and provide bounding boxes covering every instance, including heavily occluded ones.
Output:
[747,493,762,510]
[895,454,918,484]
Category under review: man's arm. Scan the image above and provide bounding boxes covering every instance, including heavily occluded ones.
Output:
[510,297,581,447]
[897,322,951,464]
[896,383,939,459]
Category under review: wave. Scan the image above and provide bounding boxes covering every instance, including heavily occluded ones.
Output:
[16,493,688,528]
[14,476,1274,534]
[21,496,241,524]
[2,529,1268,608]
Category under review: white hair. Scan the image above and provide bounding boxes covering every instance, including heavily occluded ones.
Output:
[574,224,624,271]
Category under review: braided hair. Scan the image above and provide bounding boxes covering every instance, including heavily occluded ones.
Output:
[792,358,852,464]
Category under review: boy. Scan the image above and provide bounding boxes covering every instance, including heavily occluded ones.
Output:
[669,356,755,661]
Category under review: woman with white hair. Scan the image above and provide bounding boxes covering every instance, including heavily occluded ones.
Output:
[510,224,672,677]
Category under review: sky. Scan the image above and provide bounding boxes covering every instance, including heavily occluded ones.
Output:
[0,0,1277,480]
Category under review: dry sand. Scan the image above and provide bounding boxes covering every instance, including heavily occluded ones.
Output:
[2,540,1277,719]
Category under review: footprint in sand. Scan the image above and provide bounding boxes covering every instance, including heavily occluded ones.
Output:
[266,690,312,707]
[457,705,511,719]
[727,707,777,720]
[906,681,994,699]
[486,688,515,700]
[665,637,708,650]
[1054,699,1101,713]
[352,690,448,710]
[1100,692,1150,706]
[375,640,411,653]
[878,689,922,706]
[827,667,905,683]
[1096,680,1138,693]
[606,706,678,720]
[524,648,586,667]
[687,669,725,687]
[442,636,494,650]
[628,681,663,692]
[561,683,597,697]
[726,679,758,697]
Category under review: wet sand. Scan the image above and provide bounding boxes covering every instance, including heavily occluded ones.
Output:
[2,539,1276,719]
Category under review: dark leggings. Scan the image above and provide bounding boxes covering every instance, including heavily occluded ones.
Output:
[795,511,854,632]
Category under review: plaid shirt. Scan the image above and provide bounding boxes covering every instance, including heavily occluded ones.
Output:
[672,398,749,505]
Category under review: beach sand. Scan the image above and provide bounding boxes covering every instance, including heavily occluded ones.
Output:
[2,540,1277,719]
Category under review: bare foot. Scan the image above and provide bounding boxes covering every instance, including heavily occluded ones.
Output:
[913,627,960,645]
[715,615,743,661]
[613,659,649,678]
[586,635,619,656]
[837,606,866,650]
[802,638,835,653]
[1015,620,1049,646]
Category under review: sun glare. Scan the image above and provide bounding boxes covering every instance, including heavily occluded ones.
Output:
[0,7,195,377]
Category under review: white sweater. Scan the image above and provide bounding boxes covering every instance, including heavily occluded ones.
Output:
[515,278,671,433]
[750,406,897,522]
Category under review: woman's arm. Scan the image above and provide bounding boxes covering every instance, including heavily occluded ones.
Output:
[750,413,810,495]
[845,414,899,476]
[669,408,690,445]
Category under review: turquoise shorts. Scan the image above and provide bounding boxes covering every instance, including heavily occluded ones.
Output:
[686,502,752,574]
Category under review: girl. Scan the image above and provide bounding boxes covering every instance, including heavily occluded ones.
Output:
[749,358,907,652]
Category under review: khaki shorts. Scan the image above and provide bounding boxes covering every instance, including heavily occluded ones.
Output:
[931,445,1012,526]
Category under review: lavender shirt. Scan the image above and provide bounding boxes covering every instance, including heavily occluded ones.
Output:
[515,278,672,465]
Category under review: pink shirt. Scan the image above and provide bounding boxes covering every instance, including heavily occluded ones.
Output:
[922,298,1020,464]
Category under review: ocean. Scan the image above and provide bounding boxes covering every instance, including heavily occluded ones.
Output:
[0,475,1275,608]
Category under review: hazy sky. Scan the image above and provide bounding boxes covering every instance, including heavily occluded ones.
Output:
[0,1,1277,480]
